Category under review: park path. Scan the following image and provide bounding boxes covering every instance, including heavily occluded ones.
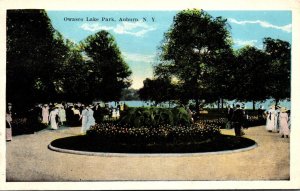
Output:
[6,125,289,181]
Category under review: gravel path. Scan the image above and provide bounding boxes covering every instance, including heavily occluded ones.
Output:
[6,125,289,181]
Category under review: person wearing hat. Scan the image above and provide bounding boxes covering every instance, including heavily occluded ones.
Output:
[42,104,49,125]
[279,107,290,138]
[231,104,246,136]
[86,104,96,130]
[58,105,66,126]
[6,103,13,141]
[274,105,282,133]
[79,105,89,134]
[49,107,59,130]
[265,105,276,132]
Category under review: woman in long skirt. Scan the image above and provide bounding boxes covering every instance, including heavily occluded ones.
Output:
[265,105,276,132]
[6,105,13,141]
[279,107,290,138]
[86,105,95,131]
[49,108,59,130]
[79,106,88,134]
[42,104,50,125]
[58,106,66,126]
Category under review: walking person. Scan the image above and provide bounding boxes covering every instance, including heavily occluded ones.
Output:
[58,106,66,126]
[274,105,281,133]
[73,105,81,126]
[6,103,13,141]
[42,104,49,125]
[86,105,96,131]
[231,104,246,136]
[49,107,59,130]
[279,107,290,138]
[265,105,276,132]
[79,105,88,134]
[226,104,234,129]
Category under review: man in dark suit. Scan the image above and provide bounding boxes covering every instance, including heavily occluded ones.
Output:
[231,104,246,136]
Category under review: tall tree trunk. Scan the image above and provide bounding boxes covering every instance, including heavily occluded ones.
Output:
[252,100,255,111]
[217,99,220,111]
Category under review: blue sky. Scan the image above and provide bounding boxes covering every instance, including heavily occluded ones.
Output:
[47,10,292,89]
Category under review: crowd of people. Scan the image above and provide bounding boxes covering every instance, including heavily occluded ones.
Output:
[6,101,291,141]
[5,102,126,141]
[226,103,290,138]
[265,105,291,138]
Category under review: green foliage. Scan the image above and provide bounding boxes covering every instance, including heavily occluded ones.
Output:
[119,107,192,128]
[7,10,133,105]
[120,88,140,100]
[81,31,132,102]
[263,37,291,103]
[155,9,233,112]
[7,9,62,104]
[138,78,175,104]
[233,46,269,103]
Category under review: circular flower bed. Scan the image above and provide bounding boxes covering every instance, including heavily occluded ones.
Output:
[49,121,256,154]
[86,122,220,145]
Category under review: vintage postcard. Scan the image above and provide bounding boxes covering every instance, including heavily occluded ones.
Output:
[0,0,300,190]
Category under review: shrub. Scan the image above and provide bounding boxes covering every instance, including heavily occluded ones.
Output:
[201,115,266,129]
[119,107,192,128]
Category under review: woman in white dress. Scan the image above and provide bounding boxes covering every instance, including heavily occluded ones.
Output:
[58,106,66,126]
[79,106,88,134]
[279,107,290,138]
[265,105,276,132]
[42,104,49,125]
[86,105,96,130]
[49,108,59,130]
[6,103,13,141]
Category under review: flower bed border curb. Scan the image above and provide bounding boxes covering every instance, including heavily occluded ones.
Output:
[48,141,258,157]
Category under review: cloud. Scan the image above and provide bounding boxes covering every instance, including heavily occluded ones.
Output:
[228,18,292,33]
[80,23,113,32]
[122,52,155,63]
[80,21,156,37]
[234,39,258,47]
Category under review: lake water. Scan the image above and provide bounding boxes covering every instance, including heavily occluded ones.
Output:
[108,99,291,110]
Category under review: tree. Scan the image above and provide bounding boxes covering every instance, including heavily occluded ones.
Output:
[6,9,66,106]
[120,88,140,100]
[81,31,132,102]
[138,78,175,104]
[156,9,233,114]
[57,39,90,102]
[263,37,291,105]
[233,46,269,110]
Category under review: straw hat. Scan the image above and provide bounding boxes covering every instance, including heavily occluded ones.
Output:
[269,105,275,109]
[280,107,288,113]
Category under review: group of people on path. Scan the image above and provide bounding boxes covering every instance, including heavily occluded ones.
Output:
[265,105,290,138]
[5,101,127,141]
[41,103,96,133]
[41,104,66,130]
[226,103,291,138]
